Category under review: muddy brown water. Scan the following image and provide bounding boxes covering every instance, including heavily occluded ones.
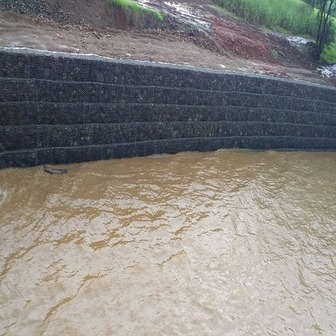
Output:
[0,151,335,335]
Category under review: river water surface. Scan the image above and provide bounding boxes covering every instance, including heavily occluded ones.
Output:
[0,151,335,335]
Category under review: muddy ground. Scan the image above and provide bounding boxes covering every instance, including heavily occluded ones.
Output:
[0,0,335,86]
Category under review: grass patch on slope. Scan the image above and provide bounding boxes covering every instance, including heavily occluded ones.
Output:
[212,0,317,36]
[107,0,163,22]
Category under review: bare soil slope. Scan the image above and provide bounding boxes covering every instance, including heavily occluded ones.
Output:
[0,0,334,86]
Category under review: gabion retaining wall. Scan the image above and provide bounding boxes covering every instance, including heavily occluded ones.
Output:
[1,48,336,168]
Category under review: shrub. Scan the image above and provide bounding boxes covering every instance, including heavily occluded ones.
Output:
[320,43,336,63]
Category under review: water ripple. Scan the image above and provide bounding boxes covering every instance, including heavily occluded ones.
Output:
[0,151,335,335]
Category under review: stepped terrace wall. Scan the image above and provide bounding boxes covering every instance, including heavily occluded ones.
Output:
[1,48,336,169]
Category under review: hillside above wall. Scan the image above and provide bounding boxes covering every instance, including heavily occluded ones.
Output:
[0,0,335,86]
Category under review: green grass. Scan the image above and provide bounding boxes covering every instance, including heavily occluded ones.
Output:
[107,0,163,22]
[212,0,318,36]
[320,43,336,63]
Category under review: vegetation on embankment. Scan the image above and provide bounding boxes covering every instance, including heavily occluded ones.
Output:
[212,0,336,63]
[321,43,336,63]
[212,0,317,36]
[107,0,163,25]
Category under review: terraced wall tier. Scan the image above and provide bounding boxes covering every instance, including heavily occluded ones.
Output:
[1,48,336,168]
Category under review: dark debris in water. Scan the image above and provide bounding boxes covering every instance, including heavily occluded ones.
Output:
[43,165,68,175]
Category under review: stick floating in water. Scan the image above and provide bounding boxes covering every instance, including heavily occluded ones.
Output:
[43,166,68,175]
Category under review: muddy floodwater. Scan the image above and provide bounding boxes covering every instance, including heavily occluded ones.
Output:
[0,151,335,336]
